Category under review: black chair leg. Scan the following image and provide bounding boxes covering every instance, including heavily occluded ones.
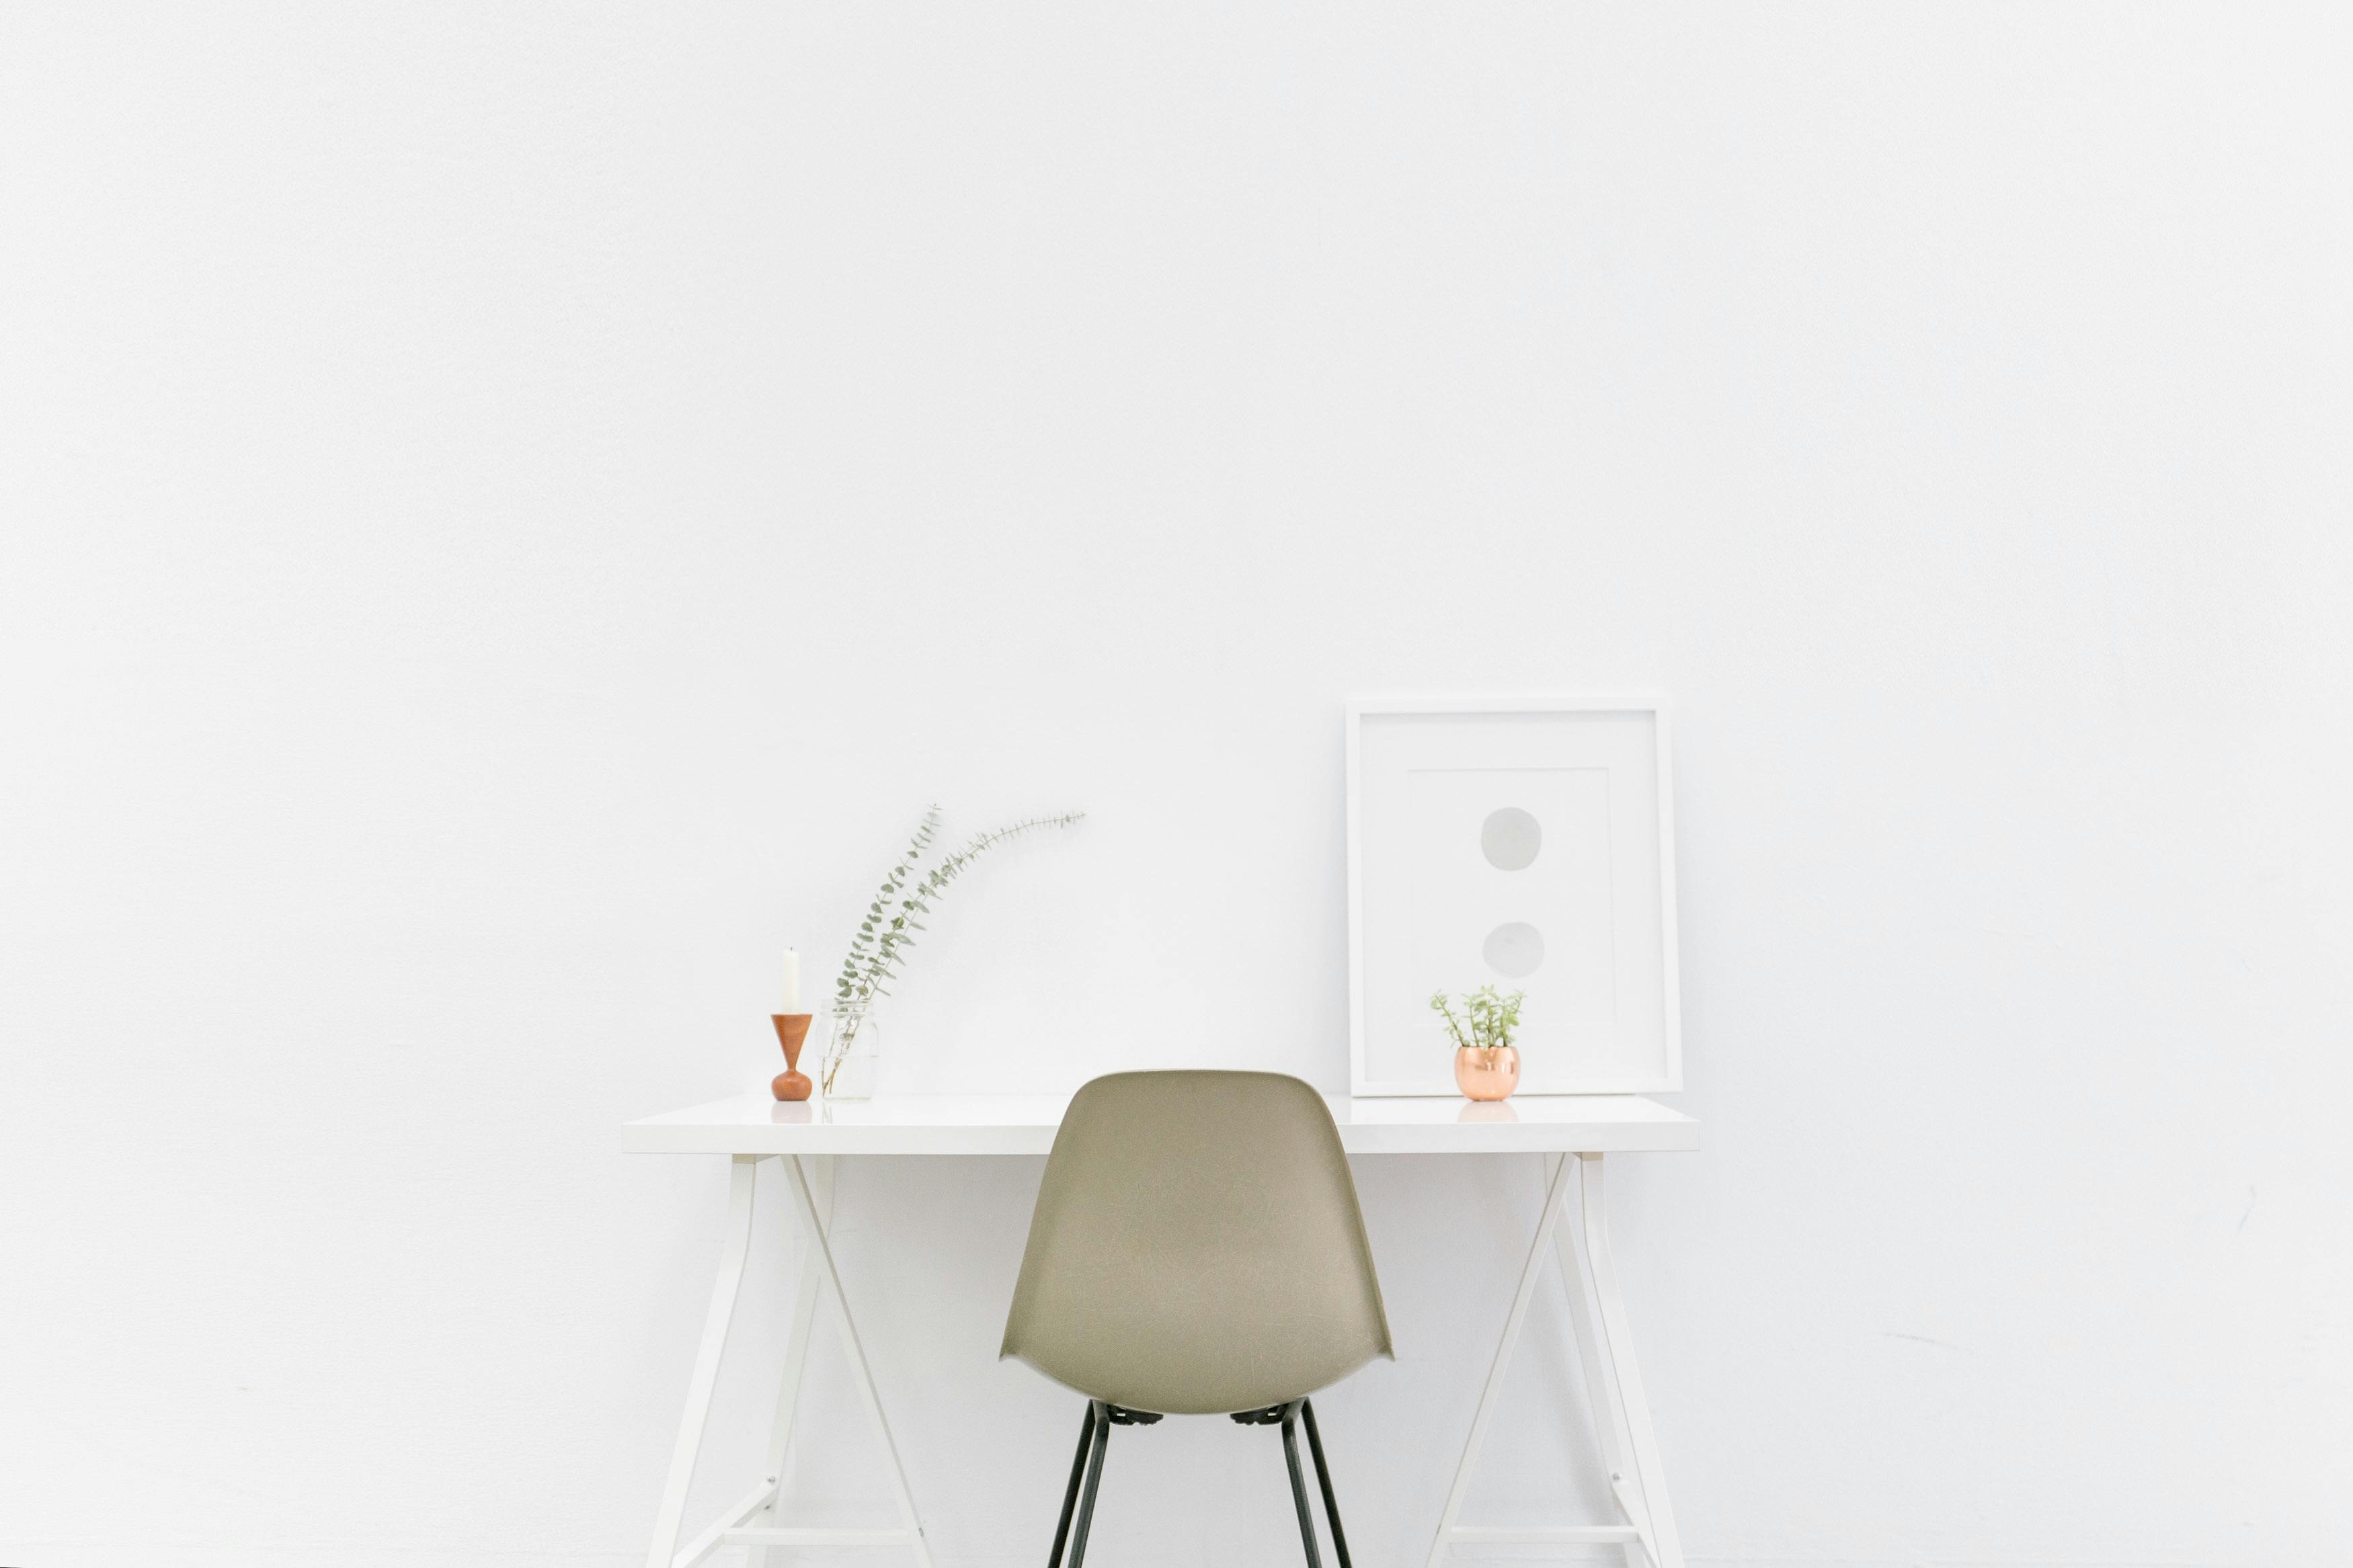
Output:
[1066,1400,1113,1568]
[1047,1402,1097,1568]
[1279,1401,1324,1568]
[1299,1398,1354,1568]
[1051,1395,1348,1567]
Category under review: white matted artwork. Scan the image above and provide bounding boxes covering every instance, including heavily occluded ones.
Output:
[1346,698,1682,1096]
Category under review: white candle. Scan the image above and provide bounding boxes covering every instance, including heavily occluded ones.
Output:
[781,948,801,1014]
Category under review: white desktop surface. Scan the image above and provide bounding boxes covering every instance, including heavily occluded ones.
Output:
[625,1090,1698,1157]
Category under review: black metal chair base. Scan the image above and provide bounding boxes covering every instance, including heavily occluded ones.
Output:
[1047,1396,1353,1568]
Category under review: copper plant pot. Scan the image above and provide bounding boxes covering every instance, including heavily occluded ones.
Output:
[771,1014,814,1102]
[1454,1044,1521,1102]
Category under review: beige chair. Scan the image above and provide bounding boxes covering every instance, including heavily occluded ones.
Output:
[1001,1070,1393,1567]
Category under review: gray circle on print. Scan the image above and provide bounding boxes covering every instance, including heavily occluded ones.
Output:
[1481,807,1542,871]
[1483,921,1545,979]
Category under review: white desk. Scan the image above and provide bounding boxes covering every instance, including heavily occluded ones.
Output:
[627,1092,1698,1568]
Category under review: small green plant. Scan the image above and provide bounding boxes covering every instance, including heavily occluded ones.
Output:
[1431,985,1525,1053]
[822,805,1084,1091]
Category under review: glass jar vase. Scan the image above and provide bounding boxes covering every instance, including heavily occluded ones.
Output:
[820,997,883,1102]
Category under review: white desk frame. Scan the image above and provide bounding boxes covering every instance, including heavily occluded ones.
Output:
[625,1092,1698,1568]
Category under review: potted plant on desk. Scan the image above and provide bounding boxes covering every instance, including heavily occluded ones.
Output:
[1432,985,1524,1102]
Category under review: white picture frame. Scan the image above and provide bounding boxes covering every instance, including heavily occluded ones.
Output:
[1346,698,1683,1097]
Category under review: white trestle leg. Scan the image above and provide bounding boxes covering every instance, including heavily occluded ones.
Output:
[1425,1153,1575,1567]
[1574,1153,1684,1568]
[751,1155,830,1568]
[744,1155,936,1567]
[1548,1154,1650,1567]
[1425,1153,1686,1568]
[646,1155,762,1568]
[645,1153,933,1568]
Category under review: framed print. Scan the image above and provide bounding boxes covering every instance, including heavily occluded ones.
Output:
[1346,698,1682,1096]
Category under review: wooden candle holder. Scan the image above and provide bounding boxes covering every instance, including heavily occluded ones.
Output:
[770,1014,814,1102]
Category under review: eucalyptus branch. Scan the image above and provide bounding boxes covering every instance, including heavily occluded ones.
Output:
[833,809,939,1009]
[821,807,1085,1091]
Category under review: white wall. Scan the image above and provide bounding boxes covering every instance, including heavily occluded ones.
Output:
[5,4,2350,1565]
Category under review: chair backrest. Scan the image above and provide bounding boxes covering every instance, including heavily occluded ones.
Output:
[1000,1070,1393,1416]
